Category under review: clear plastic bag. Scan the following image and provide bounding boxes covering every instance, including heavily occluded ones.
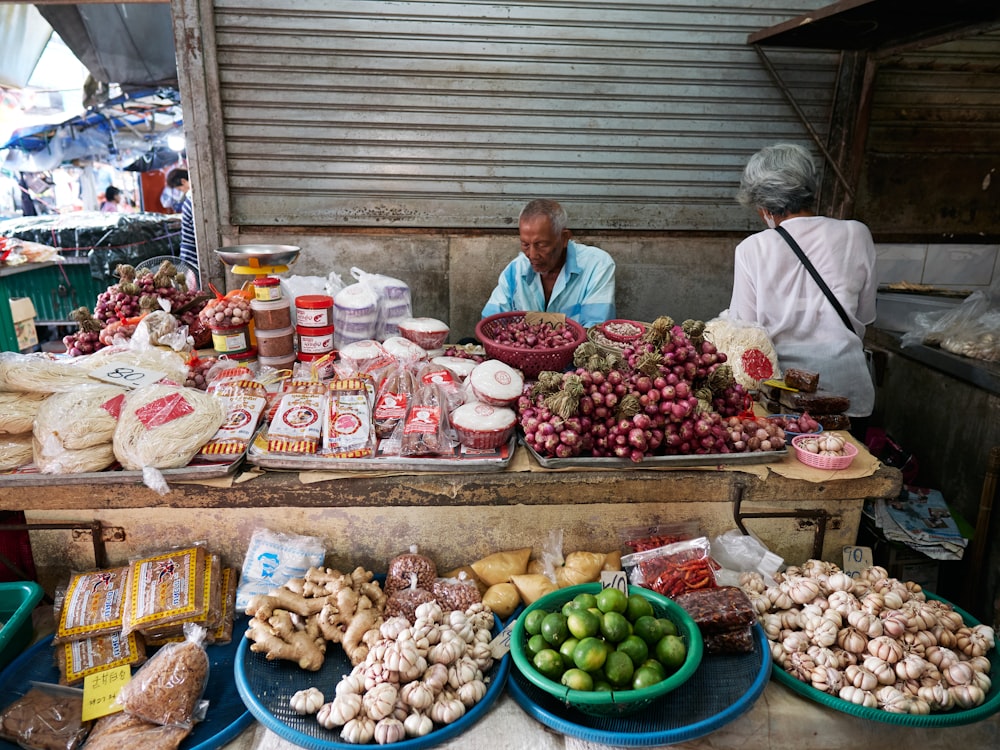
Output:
[621,536,717,597]
[900,291,1000,362]
[350,266,413,340]
[710,529,783,587]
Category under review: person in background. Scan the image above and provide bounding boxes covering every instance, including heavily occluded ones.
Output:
[728,143,876,437]
[100,186,133,213]
[161,168,189,213]
[178,179,199,275]
[481,198,616,328]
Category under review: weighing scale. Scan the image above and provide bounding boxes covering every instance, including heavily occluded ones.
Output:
[214,244,301,278]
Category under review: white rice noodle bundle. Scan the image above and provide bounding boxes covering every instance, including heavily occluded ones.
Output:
[0,353,93,393]
[33,435,116,475]
[0,391,47,434]
[113,384,225,471]
[0,434,33,471]
[78,345,189,386]
[34,384,127,451]
[703,314,782,390]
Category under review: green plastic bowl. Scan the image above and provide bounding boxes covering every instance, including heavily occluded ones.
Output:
[0,581,43,672]
[510,583,703,717]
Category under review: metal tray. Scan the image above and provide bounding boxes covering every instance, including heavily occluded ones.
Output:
[521,438,787,469]
[0,454,244,487]
[235,614,511,750]
[247,431,516,473]
[0,621,254,750]
[508,622,770,747]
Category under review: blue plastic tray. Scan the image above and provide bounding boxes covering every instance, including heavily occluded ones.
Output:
[235,614,510,750]
[508,622,770,747]
[0,618,253,750]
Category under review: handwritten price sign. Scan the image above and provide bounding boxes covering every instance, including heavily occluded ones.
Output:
[89,364,166,389]
[842,545,873,578]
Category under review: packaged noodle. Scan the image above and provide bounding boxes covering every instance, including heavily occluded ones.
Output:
[267,391,325,454]
[0,391,46,434]
[121,545,211,637]
[34,384,126,451]
[55,630,147,686]
[322,378,376,457]
[0,434,33,471]
[198,377,268,458]
[54,566,130,643]
[0,352,93,393]
[113,384,225,470]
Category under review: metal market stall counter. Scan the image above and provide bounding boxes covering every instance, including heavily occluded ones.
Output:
[5,444,902,594]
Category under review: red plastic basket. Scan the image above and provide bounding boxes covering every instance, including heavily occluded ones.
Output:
[600,319,646,343]
[475,312,586,378]
[791,433,858,470]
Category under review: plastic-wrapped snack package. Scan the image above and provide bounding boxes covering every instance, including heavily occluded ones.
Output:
[140,553,222,645]
[399,378,457,457]
[266,390,326,455]
[115,624,210,730]
[55,630,147,686]
[332,282,379,348]
[121,545,211,638]
[53,566,130,643]
[373,363,416,440]
[197,376,269,459]
[336,339,395,385]
[431,571,483,611]
[621,536,718,598]
[236,528,326,611]
[0,683,92,750]
[78,711,190,750]
[322,378,376,458]
[384,573,436,623]
[385,545,437,595]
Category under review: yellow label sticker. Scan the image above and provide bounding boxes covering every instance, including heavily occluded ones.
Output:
[81,665,131,722]
[762,378,799,392]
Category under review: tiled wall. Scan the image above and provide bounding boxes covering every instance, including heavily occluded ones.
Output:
[876,243,1000,293]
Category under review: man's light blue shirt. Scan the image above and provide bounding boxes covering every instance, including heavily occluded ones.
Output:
[481,240,616,328]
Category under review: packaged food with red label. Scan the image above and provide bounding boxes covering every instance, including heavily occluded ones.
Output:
[399,379,456,457]
[322,378,375,458]
[373,363,415,439]
[266,391,325,454]
[198,377,269,458]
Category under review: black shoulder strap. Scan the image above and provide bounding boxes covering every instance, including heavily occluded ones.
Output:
[775,225,855,333]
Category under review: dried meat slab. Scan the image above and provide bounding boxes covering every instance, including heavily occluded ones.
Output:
[777,388,850,415]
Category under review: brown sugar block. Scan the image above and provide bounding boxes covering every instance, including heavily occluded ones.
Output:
[778,388,850,415]
[0,687,92,750]
[783,368,820,393]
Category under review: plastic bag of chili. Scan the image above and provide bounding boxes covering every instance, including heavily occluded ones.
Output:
[621,536,718,598]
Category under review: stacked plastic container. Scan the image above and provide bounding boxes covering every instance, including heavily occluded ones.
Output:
[251,277,295,370]
[294,293,335,376]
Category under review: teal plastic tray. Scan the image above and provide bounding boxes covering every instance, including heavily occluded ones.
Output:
[0,580,42,671]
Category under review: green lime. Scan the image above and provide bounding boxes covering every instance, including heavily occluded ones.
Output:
[566,608,601,640]
[595,587,629,615]
[656,617,678,637]
[558,637,581,668]
[526,633,549,658]
[593,680,614,692]
[599,611,632,643]
[625,593,655,623]
[572,636,609,672]
[561,668,594,691]
[633,615,666,646]
[617,634,649,667]
[640,658,667,681]
[632,664,664,690]
[540,612,569,647]
[603,650,635,688]
[523,608,547,636]
[533,648,565,681]
[561,599,584,617]
[573,592,599,610]
[655,634,687,671]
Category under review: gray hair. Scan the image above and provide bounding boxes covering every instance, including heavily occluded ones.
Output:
[520,199,568,236]
[736,143,817,215]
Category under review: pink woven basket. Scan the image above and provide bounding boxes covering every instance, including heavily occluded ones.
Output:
[475,312,585,378]
[791,433,858,470]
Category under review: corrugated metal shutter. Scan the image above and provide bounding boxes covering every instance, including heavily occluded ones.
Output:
[213,0,838,230]
[859,30,1000,235]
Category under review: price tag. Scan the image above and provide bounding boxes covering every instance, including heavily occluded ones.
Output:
[89,363,166,389]
[523,311,566,326]
[600,570,629,594]
[489,621,515,659]
[842,545,873,578]
[81,665,130,722]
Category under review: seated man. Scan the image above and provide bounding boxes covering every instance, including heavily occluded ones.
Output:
[481,199,616,328]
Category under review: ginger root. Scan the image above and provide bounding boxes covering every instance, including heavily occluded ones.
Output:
[244,565,385,670]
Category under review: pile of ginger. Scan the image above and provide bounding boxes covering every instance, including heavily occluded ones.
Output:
[244,565,386,671]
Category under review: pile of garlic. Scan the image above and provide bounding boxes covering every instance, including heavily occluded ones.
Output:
[290,600,495,744]
[740,560,995,714]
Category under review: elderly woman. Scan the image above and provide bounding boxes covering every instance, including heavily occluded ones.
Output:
[728,143,877,433]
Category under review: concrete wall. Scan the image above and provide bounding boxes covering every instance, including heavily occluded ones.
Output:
[225,231,744,337]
